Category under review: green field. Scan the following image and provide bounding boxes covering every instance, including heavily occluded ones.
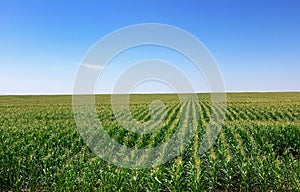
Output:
[0,93,299,191]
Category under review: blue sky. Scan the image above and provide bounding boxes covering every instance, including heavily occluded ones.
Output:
[1,0,300,94]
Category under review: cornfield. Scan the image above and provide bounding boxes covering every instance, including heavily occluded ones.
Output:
[0,92,299,191]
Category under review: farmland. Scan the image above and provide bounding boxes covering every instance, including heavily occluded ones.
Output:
[0,92,299,191]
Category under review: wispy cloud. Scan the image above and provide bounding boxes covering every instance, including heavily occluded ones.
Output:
[81,63,105,70]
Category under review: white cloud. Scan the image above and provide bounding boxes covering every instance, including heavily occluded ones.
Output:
[81,63,105,70]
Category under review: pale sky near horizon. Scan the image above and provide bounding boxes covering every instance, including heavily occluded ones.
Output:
[1,0,300,94]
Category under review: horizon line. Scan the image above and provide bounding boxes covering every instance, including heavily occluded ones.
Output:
[1,90,300,96]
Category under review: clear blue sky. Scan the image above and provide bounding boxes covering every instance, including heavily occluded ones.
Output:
[1,0,300,94]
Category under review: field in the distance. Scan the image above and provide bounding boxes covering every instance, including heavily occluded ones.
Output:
[0,93,299,191]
